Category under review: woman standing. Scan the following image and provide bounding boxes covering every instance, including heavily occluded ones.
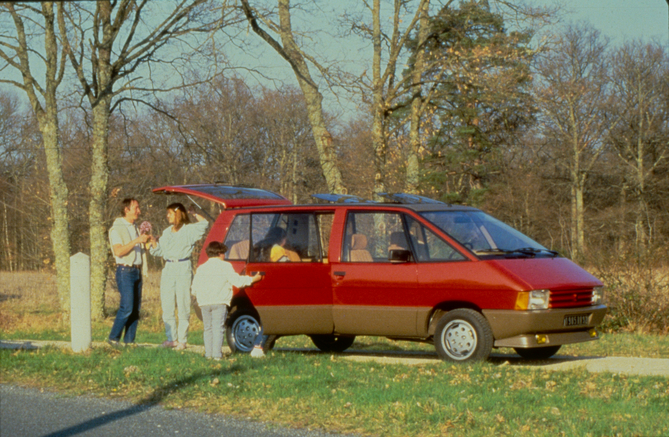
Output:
[149,203,208,350]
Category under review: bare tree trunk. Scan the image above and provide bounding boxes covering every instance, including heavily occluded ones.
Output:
[41,111,71,317]
[568,102,585,260]
[635,114,647,252]
[42,11,71,312]
[569,158,585,260]
[406,0,430,194]
[90,99,112,319]
[87,1,114,320]
[575,181,585,259]
[371,0,386,198]
[1,2,71,319]
[241,0,346,194]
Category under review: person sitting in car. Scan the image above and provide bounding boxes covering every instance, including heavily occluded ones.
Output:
[255,227,300,262]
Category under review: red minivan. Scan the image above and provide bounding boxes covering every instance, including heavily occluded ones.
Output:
[154,185,607,362]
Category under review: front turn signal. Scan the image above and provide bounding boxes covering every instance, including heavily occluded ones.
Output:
[515,290,550,310]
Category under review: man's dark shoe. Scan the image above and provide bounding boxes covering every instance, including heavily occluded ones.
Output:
[107,339,122,348]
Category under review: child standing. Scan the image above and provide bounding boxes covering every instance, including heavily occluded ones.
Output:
[191,241,262,360]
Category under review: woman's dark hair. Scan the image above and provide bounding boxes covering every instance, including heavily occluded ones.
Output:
[167,202,190,230]
[205,241,228,258]
[265,227,287,244]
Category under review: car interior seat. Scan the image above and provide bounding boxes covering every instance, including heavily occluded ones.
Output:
[227,240,249,260]
[388,231,408,252]
[350,233,373,262]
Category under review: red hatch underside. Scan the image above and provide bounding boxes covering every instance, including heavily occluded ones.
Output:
[152,184,292,209]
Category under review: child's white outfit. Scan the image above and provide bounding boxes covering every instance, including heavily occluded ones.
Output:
[191,257,254,359]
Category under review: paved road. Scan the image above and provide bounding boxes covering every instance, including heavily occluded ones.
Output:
[341,350,669,376]
[0,384,354,437]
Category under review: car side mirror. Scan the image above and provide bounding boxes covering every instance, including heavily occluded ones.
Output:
[389,249,412,263]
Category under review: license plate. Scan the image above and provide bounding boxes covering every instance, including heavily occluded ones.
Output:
[563,314,590,327]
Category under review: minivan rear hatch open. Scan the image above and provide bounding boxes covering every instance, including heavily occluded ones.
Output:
[152,184,292,209]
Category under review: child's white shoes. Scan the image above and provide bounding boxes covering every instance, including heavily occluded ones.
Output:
[250,346,265,358]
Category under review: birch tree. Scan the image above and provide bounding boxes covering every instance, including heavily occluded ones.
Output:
[57,0,225,319]
[535,24,612,260]
[608,41,669,251]
[0,2,71,319]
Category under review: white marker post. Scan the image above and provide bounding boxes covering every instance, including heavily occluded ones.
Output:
[70,252,92,352]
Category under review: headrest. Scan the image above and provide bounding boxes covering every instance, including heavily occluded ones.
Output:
[350,234,368,250]
[390,232,405,246]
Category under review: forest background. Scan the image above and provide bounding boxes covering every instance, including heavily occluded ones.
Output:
[1,1,668,333]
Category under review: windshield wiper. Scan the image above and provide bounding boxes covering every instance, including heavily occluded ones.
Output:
[473,248,512,255]
[514,247,559,257]
[473,247,559,257]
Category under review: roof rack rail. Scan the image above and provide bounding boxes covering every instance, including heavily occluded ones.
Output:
[377,192,446,205]
[311,193,374,204]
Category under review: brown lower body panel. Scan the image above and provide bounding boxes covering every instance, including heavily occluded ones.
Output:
[256,305,333,335]
[493,329,598,348]
[482,305,607,348]
[333,305,419,336]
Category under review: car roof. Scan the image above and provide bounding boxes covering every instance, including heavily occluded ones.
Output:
[152,185,480,213]
[222,202,481,214]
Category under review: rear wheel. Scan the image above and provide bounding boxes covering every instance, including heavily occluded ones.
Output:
[226,309,276,354]
[434,309,493,362]
[514,345,561,360]
[309,334,356,352]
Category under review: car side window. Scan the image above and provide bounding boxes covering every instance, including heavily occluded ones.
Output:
[250,213,323,262]
[406,216,466,262]
[224,214,250,260]
[343,212,409,263]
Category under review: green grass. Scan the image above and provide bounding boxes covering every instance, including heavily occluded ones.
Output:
[2,345,668,436]
[3,324,668,359]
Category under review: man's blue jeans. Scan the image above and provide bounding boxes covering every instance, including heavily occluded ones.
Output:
[109,265,142,344]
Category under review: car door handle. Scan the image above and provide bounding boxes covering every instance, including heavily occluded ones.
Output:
[251,271,266,276]
[333,271,346,277]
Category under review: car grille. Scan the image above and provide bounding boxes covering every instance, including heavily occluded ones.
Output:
[550,288,593,308]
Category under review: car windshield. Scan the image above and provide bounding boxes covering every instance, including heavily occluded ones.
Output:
[420,211,556,257]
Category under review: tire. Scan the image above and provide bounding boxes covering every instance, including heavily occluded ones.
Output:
[226,309,260,353]
[514,345,561,360]
[309,334,356,353]
[434,309,493,362]
[225,308,277,354]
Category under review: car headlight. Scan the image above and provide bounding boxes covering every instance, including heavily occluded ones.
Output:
[592,286,604,305]
[515,289,550,310]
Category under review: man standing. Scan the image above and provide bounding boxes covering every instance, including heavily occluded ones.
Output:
[108,198,150,346]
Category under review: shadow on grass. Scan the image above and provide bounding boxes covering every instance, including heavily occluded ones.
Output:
[272,346,605,367]
[41,363,246,437]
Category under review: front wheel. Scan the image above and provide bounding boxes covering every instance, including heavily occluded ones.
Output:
[514,345,561,360]
[309,334,356,352]
[226,309,276,354]
[434,309,493,362]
